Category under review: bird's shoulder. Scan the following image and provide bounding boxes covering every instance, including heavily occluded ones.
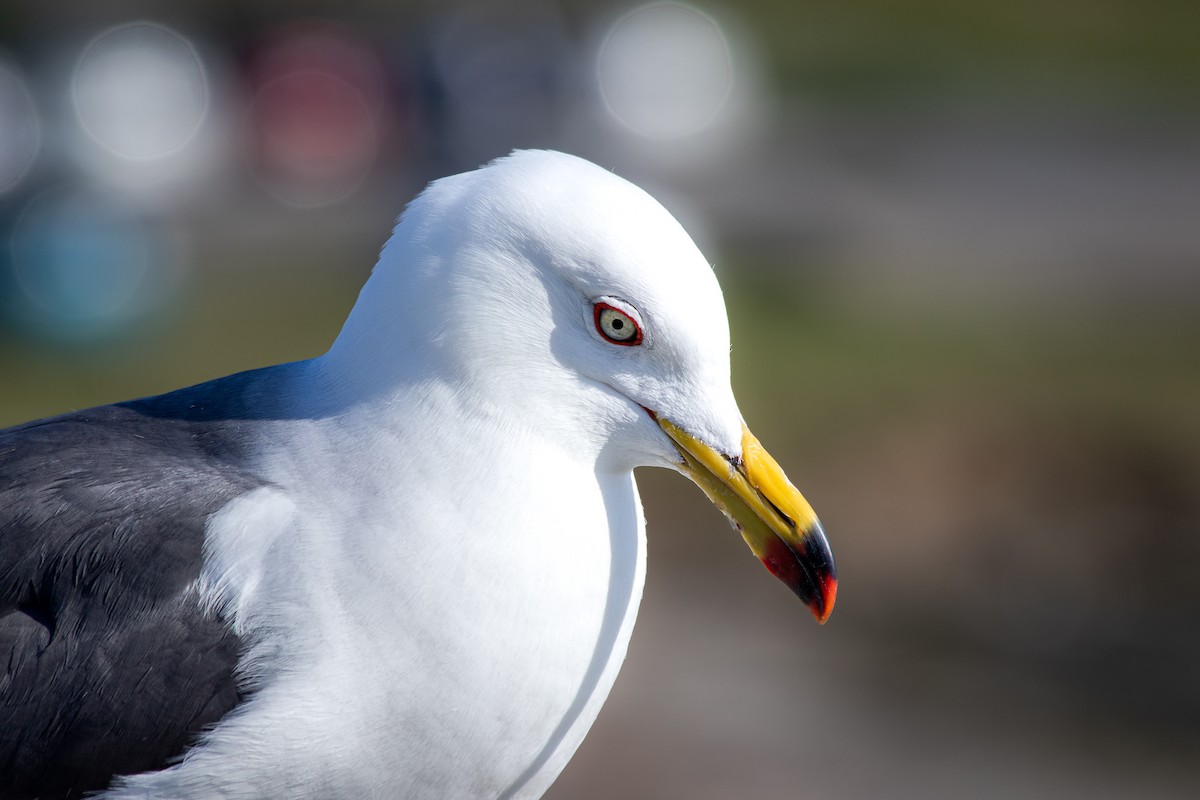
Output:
[0,391,266,601]
[0,375,274,799]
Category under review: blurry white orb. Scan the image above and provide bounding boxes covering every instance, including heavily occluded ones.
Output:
[596,2,733,139]
[0,60,40,194]
[72,22,209,161]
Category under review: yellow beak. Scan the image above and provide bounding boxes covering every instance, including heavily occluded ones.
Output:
[657,416,837,623]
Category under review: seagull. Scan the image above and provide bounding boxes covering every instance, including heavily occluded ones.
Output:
[0,150,836,800]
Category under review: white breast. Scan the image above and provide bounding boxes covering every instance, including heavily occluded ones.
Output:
[103,394,648,800]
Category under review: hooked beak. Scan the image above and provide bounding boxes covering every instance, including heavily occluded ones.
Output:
[656,416,837,623]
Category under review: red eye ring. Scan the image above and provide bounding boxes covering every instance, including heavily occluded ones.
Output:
[594,302,643,346]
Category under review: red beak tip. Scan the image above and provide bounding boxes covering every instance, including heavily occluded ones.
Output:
[811,578,838,625]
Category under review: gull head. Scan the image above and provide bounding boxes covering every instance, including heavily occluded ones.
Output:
[328,149,836,622]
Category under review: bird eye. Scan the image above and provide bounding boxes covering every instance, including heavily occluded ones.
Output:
[594,302,643,346]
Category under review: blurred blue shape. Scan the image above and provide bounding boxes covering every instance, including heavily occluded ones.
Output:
[1,186,185,344]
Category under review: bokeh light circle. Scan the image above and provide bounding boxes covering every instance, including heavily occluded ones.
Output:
[5,186,186,341]
[71,21,209,161]
[597,2,734,139]
[249,70,378,208]
[246,23,385,208]
[0,60,41,194]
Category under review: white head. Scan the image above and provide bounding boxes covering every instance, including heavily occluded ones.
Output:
[328,149,739,470]
[325,150,836,618]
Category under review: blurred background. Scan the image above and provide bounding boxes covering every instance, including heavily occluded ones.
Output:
[1,1,1198,797]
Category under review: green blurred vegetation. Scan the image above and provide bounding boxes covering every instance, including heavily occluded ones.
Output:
[718,0,1200,100]
[0,262,361,427]
[724,271,1200,448]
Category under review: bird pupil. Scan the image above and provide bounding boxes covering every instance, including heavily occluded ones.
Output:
[612,318,624,330]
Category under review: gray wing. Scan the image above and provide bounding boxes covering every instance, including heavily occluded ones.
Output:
[0,379,271,800]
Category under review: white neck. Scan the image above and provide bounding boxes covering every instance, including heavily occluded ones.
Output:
[119,365,648,800]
